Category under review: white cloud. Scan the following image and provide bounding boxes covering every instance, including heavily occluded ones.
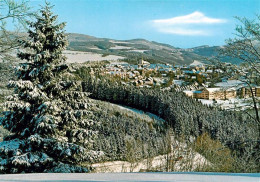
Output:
[151,11,227,36]
[153,11,226,25]
[158,27,208,36]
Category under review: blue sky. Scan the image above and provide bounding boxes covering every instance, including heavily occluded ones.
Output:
[29,0,259,48]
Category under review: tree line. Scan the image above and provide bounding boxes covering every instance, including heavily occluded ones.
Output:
[77,69,259,172]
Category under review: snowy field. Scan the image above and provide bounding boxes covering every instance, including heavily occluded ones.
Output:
[109,40,134,44]
[109,45,132,50]
[190,60,204,66]
[127,49,148,53]
[63,50,125,63]
[0,172,259,182]
[198,98,254,110]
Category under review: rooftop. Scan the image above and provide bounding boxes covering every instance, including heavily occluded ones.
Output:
[205,88,222,92]
[215,80,245,87]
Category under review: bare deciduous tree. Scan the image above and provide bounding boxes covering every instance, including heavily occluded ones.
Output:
[0,0,33,60]
[218,15,260,124]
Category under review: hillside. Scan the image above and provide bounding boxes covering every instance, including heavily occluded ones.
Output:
[66,33,242,65]
[66,33,206,65]
[0,32,258,173]
[0,32,242,65]
[187,45,243,64]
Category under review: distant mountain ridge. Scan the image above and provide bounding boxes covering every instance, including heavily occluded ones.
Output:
[1,32,244,65]
[66,33,208,65]
[66,33,242,65]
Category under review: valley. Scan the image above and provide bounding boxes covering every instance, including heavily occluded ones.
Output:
[0,31,259,173]
[0,0,259,175]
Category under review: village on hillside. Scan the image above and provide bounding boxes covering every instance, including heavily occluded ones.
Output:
[92,59,260,110]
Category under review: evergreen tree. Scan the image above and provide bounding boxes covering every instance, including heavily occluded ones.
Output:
[0,2,102,173]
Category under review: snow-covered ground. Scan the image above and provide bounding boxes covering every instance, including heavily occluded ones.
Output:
[0,173,259,182]
[127,49,148,53]
[190,60,205,67]
[63,50,125,63]
[173,80,185,86]
[109,40,134,44]
[92,150,209,173]
[215,80,245,87]
[111,103,165,122]
[88,47,102,50]
[109,45,132,50]
[199,98,254,110]
[198,99,214,106]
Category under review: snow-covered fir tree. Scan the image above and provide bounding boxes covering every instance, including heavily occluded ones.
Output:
[0,2,103,173]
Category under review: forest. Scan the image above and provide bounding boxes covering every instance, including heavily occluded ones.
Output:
[76,67,259,172]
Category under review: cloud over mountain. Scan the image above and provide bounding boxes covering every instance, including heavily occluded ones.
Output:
[151,11,227,36]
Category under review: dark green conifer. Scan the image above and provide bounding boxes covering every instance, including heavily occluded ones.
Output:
[0,2,102,173]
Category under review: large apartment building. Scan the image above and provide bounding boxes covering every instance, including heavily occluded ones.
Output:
[242,87,260,98]
[192,87,237,100]
[257,87,260,97]
[185,86,259,100]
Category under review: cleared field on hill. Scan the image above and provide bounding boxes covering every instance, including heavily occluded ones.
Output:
[64,50,125,63]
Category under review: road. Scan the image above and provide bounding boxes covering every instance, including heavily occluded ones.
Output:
[0,172,259,182]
